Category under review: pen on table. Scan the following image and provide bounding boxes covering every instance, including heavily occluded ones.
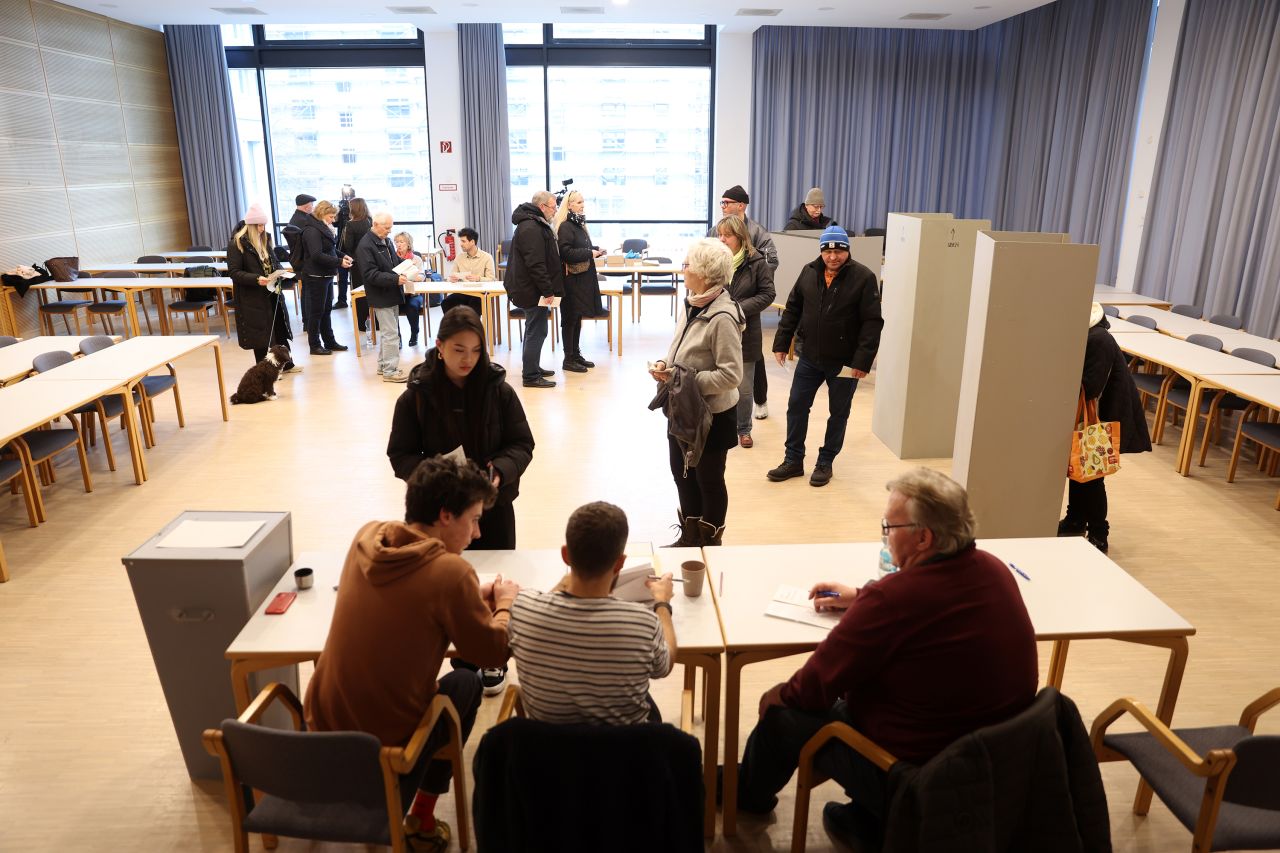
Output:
[814,590,841,599]
[719,573,724,596]
[1009,563,1031,581]
[648,574,689,584]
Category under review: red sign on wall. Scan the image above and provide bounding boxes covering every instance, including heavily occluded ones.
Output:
[439,141,453,154]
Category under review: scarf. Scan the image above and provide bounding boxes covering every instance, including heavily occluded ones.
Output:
[568,211,587,226]
[731,247,746,270]
[686,286,724,308]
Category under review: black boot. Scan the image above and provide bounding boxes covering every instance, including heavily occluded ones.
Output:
[1056,516,1087,536]
[1087,520,1109,553]
[696,519,725,547]
[665,511,701,547]
[573,322,594,368]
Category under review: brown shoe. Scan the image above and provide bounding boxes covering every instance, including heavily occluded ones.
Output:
[738,434,753,448]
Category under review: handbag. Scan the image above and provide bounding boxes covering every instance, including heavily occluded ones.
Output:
[565,260,592,275]
[44,256,80,282]
[1068,389,1120,483]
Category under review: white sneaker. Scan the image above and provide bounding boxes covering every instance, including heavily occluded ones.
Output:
[754,402,768,420]
[382,370,408,383]
[480,667,507,696]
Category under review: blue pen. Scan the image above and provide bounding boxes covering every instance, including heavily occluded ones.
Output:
[1009,563,1031,581]
[814,590,841,598]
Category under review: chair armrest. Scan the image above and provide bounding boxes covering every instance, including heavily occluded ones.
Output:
[497,684,524,722]
[386,694,459,774]
[1239,686,1280,731]
[1090,697,1225,776]
[239,682,306,730]
[799,722,896,773]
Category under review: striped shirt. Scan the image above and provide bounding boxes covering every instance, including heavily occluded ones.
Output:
[508,589,671,725]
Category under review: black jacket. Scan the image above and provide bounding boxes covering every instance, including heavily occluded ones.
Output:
[556,218,604,320]
[883,688,1111,853]
[1083,319,1152,455]
[341,218,372,285]
[283,209,311,267]
[226,223,291,351]
[774,257,883,371]
[727,249,776,363]
[783,204,832,231]
[387,354,534,508]
[298,216,341,279]
[504,203,564,309]
[355,230,405,309]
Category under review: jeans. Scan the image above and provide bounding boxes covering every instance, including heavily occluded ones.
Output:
[737,700,888,819]
[521,305,550,381]
[784,356,859,468]
[403,295,423,341]
[399,670,482,802]
[372,305,400,375]
[736,360,758,434]
[302,277,337,349]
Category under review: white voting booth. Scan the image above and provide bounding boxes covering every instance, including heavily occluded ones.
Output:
[952,232,1098,538]
[872,213,991,458]
[770,230,883,307]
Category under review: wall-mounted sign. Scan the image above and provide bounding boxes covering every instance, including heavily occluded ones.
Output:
[439,184,458,192]
[439,141,453,153]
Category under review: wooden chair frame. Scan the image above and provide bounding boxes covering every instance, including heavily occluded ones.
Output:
[10,425,93,524]
[1225,403,1280,509]
[0,454,42,582]
[203,682,470,853]
[790,722,897,853]
[136,364,185,448]
[1090,688,1280,853]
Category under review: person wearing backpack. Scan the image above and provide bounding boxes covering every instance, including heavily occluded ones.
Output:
[284,194,316,331]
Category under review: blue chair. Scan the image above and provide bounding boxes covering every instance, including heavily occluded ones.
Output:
[1127,315,1159,329]
[31,350,134,470]
[167,262,222,336]
[1208,313,1244,330]
[0,336,16,348]
[637,256,679,320]
[9,414,93,522]
[87,270,138,337]
[1171,304,1202,318]
[1192,348,1278,467]
[0,452,42,582]
[1152,334,1224,446]
[1103,305,1120,317]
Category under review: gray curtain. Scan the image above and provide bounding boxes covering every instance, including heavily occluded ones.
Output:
[1134,0,1280,338]
[164,25,244,249]
[458,24,513,257]
[749,0,1151,283]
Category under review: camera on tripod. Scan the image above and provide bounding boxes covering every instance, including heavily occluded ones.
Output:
[555,178,574,202]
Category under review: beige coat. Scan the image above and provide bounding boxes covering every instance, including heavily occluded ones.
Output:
[664,289,745,414]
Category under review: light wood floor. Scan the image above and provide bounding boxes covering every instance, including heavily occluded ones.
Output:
[1,305,1278,852]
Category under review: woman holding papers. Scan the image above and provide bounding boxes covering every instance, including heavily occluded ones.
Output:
[552,190,607,372]
[392,231,427,348]
[299,200,353,355]
[717,215,776,449]
[227,202,295,368]
[649,238,745,547]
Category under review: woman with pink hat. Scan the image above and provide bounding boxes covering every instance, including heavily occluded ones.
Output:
[227,202,296,369]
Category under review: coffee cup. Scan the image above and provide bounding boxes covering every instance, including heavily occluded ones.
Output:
[294,567,314,590]
[680,560,706,598]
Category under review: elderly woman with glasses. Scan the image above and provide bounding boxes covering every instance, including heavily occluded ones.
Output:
[648,238,745,547]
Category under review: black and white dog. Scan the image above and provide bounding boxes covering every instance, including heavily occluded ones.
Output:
[229,345,291,405]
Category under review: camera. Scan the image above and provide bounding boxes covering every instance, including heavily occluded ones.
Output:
[555,178,575,201]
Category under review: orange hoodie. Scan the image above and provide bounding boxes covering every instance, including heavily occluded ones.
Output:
[304,520,510,746]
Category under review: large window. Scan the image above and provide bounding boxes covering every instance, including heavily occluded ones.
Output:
[227,68,270,211]
[263,23,418,41]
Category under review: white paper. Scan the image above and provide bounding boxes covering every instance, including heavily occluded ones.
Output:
[442,446,467,465]
[540,296,562,307]
[837,365,857,378]
[476,572,497,587]
[772,584,814,606]
[612,563,654,604]
[156,520,264,549]
[764,599,842,631]
[393,258,420,277]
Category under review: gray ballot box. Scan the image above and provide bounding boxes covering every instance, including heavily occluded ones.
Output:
[123,511,298,780]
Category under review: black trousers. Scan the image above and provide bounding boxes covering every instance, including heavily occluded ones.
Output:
[1066,477,1108,531]
[302,276,337,348]
[667,409,735,526]
[754,359,768,404]
[400,670,481,800]
[471,500,516,550]
[335,266,350,305]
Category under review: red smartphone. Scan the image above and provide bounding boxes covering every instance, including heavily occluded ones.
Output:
[265,591,297,615]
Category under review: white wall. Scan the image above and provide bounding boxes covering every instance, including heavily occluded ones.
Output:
[713,31,753,202]
[424,30,465,251]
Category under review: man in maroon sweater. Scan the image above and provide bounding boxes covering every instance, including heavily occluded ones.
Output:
[733,468,1038,847]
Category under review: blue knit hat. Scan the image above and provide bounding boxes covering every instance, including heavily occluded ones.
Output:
[819,225,849,250]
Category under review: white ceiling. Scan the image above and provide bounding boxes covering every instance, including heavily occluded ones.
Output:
[68,0,1056,34]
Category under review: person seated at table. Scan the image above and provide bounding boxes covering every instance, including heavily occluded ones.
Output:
[507,501,676,724]
[392,231,427,348]
[305,455,519,853]
[728,467,1037,849]
[783,187,833,231]
[441,227,492,316]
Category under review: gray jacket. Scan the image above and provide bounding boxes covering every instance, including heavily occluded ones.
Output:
[647,364,711,472]
[664,289,745,415]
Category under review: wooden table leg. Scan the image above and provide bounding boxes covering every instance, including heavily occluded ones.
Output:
[125,291,141,338]
[700,653,722,839]
[352,294,363,357]
[1177,380,1205,476]
[1046,639,1070,688]
[617,297,625,357]
[212,342,229,421]
[118,383,147,484]
[1125,635,1191,814]
[722,648,793,837]
[481,294,493,356]
[153,288,171,335]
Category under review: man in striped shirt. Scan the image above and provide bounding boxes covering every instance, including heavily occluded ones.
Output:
[508,502,677,725]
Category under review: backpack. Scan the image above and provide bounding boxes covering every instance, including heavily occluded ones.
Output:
[282,225,306,271]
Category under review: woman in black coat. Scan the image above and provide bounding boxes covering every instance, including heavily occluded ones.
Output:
[226,204,293,365]
[1058,305,1152,552]
[717,215,776,447]
[299,200,352,355]
[386,306,535,550]
[340,197,372,328]
[553,191,606,372]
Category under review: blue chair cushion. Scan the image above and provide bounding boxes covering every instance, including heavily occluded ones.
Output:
[0,456,23,484]
[141,375,177,396]
[169,300,215,311]
[1131,373,1167,395]
[40,301,90,313]
[87,301,126,313]
[19,429,79,460]
[243,795,391,845]
[1241,420,1280,450]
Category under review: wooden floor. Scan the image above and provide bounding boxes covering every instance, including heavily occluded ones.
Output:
[1,305,1278,852]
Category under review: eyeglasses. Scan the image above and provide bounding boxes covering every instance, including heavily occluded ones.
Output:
[719,200,740,208]
[680,262,690,271]
[880,519,918,537]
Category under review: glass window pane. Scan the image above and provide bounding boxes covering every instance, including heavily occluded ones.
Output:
[589,222,707,259]
[506,66,547,205]
[546,66,710,221]
[262,67,432,223]
[551,24,706,41]
[227,68,271,219]
[502,24,543,44]
[263,23,418,41]
[220,24,254,47]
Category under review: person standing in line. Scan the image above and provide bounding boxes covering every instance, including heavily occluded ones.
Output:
[340,198,371,329]
[284,193,315,332]
[784,187,833,231]
[357,212,420,383]
[441,227,493,316]
[552,190,607,373]
[333,186,355,308]
[503,191,564,389]
[226,202,297,370]
[717,215,775,449]
[298,200,352,356]
[768,225,882,487]
[392,231,427,348]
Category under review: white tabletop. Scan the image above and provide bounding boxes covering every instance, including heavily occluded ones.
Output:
[0,337,107,385]
[32,278,231,291]
[409,282,506,296]
[706,538,1192,653]
[1104,317,1160,335]
[1117,332,1280,378]
[0,378,135,446]
[1116,306,1239,340]
[1198,373,1280,410]
[226,544,723,661]
[1093,286,1170,307]
[161,251,228,260]
[1216,332,1280,364]
[79,262,229,274]
[26,336,218,383]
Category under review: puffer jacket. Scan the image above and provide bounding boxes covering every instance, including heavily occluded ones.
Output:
[726,249,776,363]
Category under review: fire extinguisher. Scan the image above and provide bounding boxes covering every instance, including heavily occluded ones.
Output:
[438,228,457,261]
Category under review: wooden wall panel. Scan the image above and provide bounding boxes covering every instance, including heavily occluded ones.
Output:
[0,140,64,189]
[0,39,45,93]
[109,23,165,72]
[40,49,119,102]
[141,217,192,253]
[50,96,126,143]
[0,90,56,140]
[116,65,170,108]
[59,142,130,186]
[127,144,181,182]
[133,180,186,221]
[122,105,178,146]
[9,188,74,237]
[31,1,111,60]
[67,186,140,229]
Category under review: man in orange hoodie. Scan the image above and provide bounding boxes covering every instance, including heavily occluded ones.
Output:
[306,456,519,853]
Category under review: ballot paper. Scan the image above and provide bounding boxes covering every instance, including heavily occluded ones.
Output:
[156,520,264,549]
[442,446,467,465]
[764,585,842,630]
[611,561,655,604]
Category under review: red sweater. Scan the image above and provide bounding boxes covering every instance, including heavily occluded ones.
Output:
[780,543,1037,765]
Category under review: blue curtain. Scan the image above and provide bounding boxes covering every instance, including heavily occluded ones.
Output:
[164,25,245,248]
[458,24,513,257]
[1134,0,1280,338]
[749,0,1152,282]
